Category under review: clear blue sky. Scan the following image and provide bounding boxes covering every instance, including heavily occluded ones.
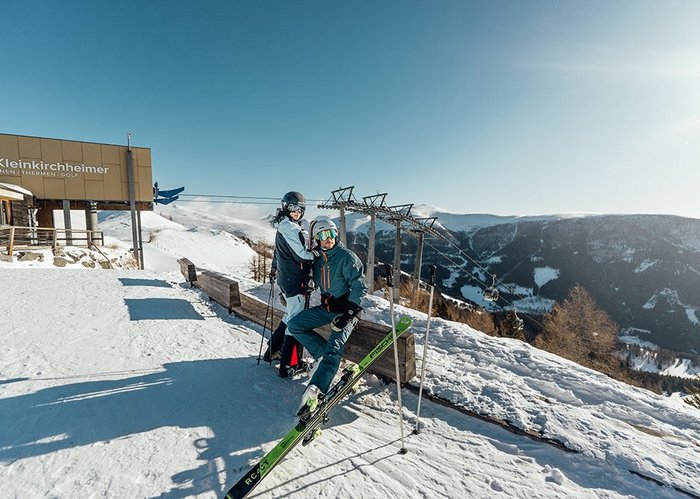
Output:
[2,1,699,219]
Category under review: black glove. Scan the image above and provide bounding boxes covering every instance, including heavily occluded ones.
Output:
[331,302,362,331]
[322,293,350,313]
[269,269,277,283]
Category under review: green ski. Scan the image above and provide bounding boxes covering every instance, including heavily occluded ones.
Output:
[224,316,412,499]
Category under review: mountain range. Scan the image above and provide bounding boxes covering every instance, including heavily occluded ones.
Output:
[343,209,700,356]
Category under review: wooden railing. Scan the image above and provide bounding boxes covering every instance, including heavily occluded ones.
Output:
[1,225,105,256]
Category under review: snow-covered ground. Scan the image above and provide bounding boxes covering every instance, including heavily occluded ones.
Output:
[1,206,699,498]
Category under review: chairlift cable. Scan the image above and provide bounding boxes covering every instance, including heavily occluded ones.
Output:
[423,239,546,331]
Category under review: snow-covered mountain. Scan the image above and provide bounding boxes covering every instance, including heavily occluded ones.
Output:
[2,205,699,498]
[345,211,700,356]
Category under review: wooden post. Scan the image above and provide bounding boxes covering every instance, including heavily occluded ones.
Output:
[8,226,15,256]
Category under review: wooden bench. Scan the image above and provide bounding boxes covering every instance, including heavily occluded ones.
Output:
[196,270,241,313]
[176,257,415,383]
[177,259,240,312]
[234,293,416,383]
[177,257,197,286]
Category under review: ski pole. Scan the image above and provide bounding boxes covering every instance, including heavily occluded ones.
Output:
[414,265,436,434]
[386,264,407,455]
[257,276,276,364]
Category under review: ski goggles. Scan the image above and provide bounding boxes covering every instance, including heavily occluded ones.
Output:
[287,204,304,213]
[314,228,338,241]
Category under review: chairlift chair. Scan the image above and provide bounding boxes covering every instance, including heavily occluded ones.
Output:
[484,274,499,302]
[511,308,525,332]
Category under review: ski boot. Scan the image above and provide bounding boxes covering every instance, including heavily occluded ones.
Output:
[302,426,323,446]
[296,384,323,421]
[279,360,310,378]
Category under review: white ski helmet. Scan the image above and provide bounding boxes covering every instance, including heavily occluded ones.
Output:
[310,215,338,240]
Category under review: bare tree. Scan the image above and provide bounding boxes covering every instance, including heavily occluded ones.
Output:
[535,286,618,373]
[249,240,274,282]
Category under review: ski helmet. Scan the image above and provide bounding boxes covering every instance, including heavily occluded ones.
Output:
[281,191,306,217]
[311,215,338,241]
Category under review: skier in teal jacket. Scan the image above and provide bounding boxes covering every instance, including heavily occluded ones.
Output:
[287,216,368,414]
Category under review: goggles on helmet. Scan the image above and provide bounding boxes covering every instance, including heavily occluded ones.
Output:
[314,228,338,241]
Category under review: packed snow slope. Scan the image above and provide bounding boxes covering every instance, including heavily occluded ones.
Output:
[1,207,698,498]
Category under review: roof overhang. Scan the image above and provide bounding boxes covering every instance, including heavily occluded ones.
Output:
[0,183,30,201]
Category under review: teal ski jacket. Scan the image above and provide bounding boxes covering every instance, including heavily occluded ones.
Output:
[313,241,368,307]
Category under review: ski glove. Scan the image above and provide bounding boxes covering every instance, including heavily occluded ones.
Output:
[331,302,362,331]
[322,293,352,313]
[268,269,277,284]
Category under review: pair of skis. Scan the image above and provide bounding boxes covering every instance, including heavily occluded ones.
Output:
[224,316,413,499]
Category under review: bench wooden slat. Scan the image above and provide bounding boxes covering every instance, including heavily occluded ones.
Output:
[196,271,241,312]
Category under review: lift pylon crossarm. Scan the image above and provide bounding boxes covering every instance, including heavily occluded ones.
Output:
[362,193,388,208]
[330,186,356,204]
[415,217,438,229]
[388,203,413,218]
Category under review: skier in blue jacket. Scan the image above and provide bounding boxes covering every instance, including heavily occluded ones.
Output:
[263,191,317,376]
[287,216,368,414]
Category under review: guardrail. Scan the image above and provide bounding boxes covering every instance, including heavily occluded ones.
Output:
[1,225,105,256]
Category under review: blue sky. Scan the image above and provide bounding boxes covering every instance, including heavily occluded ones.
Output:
[2,1,699,219]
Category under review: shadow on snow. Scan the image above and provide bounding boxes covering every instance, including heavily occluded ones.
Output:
[0,357,359,497]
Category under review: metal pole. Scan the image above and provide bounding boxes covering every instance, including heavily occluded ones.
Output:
[137,209,145,270]
[414,265,436,434]
[339,205,347,246]
[386,264,407,454]
[393,223,402,302]
[85,201,98,232]
[126,132,140,269]
[413,232,424,296]
[367,212,376,293]
[62,200,72,245]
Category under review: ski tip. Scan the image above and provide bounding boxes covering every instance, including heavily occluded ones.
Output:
[397,316,412,328]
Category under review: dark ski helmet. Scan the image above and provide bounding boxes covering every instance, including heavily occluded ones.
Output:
[281,191,306,217]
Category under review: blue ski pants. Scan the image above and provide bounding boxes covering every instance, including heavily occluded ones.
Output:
[286,305,352,393]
